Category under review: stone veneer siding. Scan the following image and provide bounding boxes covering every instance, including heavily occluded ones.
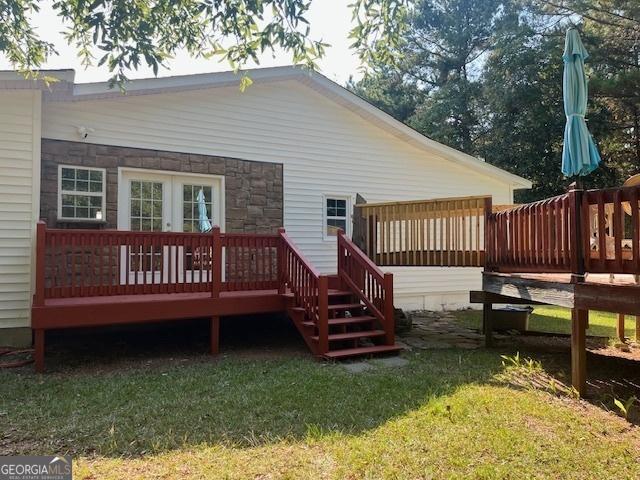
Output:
[40,139,283,233]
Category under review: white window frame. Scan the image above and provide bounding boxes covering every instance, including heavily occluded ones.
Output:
[57,165,107,223]
[323,194,351,241]
[116,167,225,233]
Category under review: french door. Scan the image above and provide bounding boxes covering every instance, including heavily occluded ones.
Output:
[117,170,223,285]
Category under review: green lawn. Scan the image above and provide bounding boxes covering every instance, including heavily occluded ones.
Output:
[2,350,639,479]
[453,306,639,339]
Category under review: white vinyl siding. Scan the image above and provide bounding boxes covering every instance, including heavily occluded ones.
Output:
[42,80,514,309]
[0,90,41,328]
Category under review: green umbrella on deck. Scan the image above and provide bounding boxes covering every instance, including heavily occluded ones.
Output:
[561,28,601,178]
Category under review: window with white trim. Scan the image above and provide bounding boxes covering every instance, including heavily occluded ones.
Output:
[324,195,349,239]
[58,165,106,221]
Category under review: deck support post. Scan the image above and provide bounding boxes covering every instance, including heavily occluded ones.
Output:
[210,316,220,355]
[483,303,493,347]
[34,329,45,373]
[636,316,640,341]
[617,313,626,343]
[571,308,588,397]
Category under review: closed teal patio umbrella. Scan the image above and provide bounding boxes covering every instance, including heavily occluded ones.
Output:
[561,28,601,177]
[197,188,213,233]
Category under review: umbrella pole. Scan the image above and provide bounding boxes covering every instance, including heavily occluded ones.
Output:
[568,179,586,283]
[573,176,584,191]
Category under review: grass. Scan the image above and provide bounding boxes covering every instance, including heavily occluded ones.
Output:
[2,349,640,479]
[453,306,639,339]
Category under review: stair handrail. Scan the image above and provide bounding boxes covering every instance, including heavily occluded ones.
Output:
[337,230,394,345]
[278,229,329,354]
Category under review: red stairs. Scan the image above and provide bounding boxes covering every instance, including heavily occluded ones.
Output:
[279,229,401,359]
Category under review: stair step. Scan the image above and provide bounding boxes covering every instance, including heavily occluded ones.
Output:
[323,345,403,359]
[301,315,376,328]
[328,290,354,297]
[312,329,385,342]
[290,302,362,315]
[328,303,362,311]
[282,290,352,299]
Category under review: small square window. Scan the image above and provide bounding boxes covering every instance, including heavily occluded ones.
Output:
[61,168,75,180]
[324,195,350,239]
[58,166,106,222]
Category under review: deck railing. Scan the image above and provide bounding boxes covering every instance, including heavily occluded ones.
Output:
[486,183,640,276]
[278,229,329,354]
[34,222,281,304]
[583,185,640,274]
[486,193,576,273]
[353,196,492,267]
[222,233,280,291]
[337,230,394,345]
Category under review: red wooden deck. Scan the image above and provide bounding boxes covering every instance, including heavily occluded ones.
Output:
[32,224,400,372]
[32,289,286,329]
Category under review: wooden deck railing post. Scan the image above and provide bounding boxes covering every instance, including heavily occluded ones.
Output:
[483,197,493,271]
[318,275,329,355]
[383,272,395,345]
[336,230,344,280]
[568,182,585,283]
[212,226,222,299]
[481,197,495,344]
[34,221,46,307]
[277,228,286,294]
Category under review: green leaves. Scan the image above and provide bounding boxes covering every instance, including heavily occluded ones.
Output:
[0,0,57,71]
[2,0,407,89]
[613,396,636,419]
[238,73,253,92]
[349,0,410,70]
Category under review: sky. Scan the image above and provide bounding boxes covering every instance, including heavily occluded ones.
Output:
[0,1,365,86]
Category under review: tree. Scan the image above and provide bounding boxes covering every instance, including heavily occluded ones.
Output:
[525,0,640,194]
[1,0,409,86]
[479,25,568,201]
[353,0,517,155]
[353,0,640,201]
[348,67,424,122]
